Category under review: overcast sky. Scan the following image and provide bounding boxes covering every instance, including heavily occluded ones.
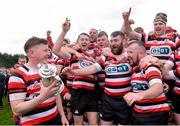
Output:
[0,0,179,55]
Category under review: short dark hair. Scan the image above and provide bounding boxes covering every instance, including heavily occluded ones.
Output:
[134,27,144,34]
[24,36,48,53]
[98,31,108,38]
[76,33,90,42]
[63,38,70,44]
[111,31,125,39]
[18,54,26,59]
[89,28,98,33]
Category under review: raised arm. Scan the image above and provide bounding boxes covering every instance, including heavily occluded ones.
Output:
[52,18,70,57]
[120,19,135,33]
[46,30,54,48]
[122,8,142,40]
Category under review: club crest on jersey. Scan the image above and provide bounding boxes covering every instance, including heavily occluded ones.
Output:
[79,60,93,68]
[150,46,171,56]
[105,64,129,73]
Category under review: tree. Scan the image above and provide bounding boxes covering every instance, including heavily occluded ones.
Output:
[0,53,20,68]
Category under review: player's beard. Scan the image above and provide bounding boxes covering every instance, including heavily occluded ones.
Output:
[111,42,123,55]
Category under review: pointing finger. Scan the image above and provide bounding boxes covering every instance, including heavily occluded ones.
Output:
[66,17,70,22]
[128,7,131,15]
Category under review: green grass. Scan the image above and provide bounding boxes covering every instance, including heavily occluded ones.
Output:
[0,97,15,125]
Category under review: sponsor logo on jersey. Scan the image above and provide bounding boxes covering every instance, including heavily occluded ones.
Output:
[150,46,171,56]
[131,82,149,91]
[105,64,130,73]
[79,60,93,68]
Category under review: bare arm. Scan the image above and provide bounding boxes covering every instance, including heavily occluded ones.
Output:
[58,47,83,60]
[160,64,171,80]
[122,8,142,40]
[53,31,67,56]
[120,19,135,33]
[56,95,69,125]
[63,63,101,76]
[124,66,164,106]
[139,83,163,99]
[10,96,46,116]
[124,82,163,106]
[140,66,164,99]
[10,80,60,115]
[52,18,70,57]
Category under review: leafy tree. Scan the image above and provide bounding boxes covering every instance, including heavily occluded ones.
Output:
[0,52,20,68]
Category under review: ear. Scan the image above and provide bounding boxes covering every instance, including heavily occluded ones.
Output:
[138,49,146,59]
[28,49,34,56]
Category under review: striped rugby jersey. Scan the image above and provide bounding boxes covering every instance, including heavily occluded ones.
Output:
[144,33,179,64]
[131,64,170,113]
[166,50,180,94]
[8,65,59,125]
[96,70,105,89]
[95,55,132,97]
[70,49,99,90]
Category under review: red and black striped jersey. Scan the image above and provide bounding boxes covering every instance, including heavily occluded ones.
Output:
[47,35,54,48]
[144,33,179,64]
[8,65,59,125]
[166,50,180,94]
[96,70,105,89]
[70,49,97,90]
[131,64,170,113]
[85,48,102,59]
[95,55,132,97]
[48,53,64,66]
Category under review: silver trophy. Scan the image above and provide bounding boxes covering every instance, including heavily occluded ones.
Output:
[38,64,64,95]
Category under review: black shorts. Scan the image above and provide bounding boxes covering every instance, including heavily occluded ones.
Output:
[131,111,169,125]
[171,93,180,114]
[164,80,175,100]
[100,93,132,125]
[63,100,71,108]
[71,88,98,115]
[95,83,103,111]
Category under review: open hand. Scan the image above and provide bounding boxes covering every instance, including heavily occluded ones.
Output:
[40,79,60,100]
[139,55,160,70]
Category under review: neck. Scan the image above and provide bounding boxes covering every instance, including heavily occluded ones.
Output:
[137,53,147,66]
[155,31,166,37]
[140,53,147,59]
[26,59,40,70]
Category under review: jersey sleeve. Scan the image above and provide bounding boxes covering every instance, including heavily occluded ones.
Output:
[145,65,163,87]
[8,70,27,101]
[96,55,106,70]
